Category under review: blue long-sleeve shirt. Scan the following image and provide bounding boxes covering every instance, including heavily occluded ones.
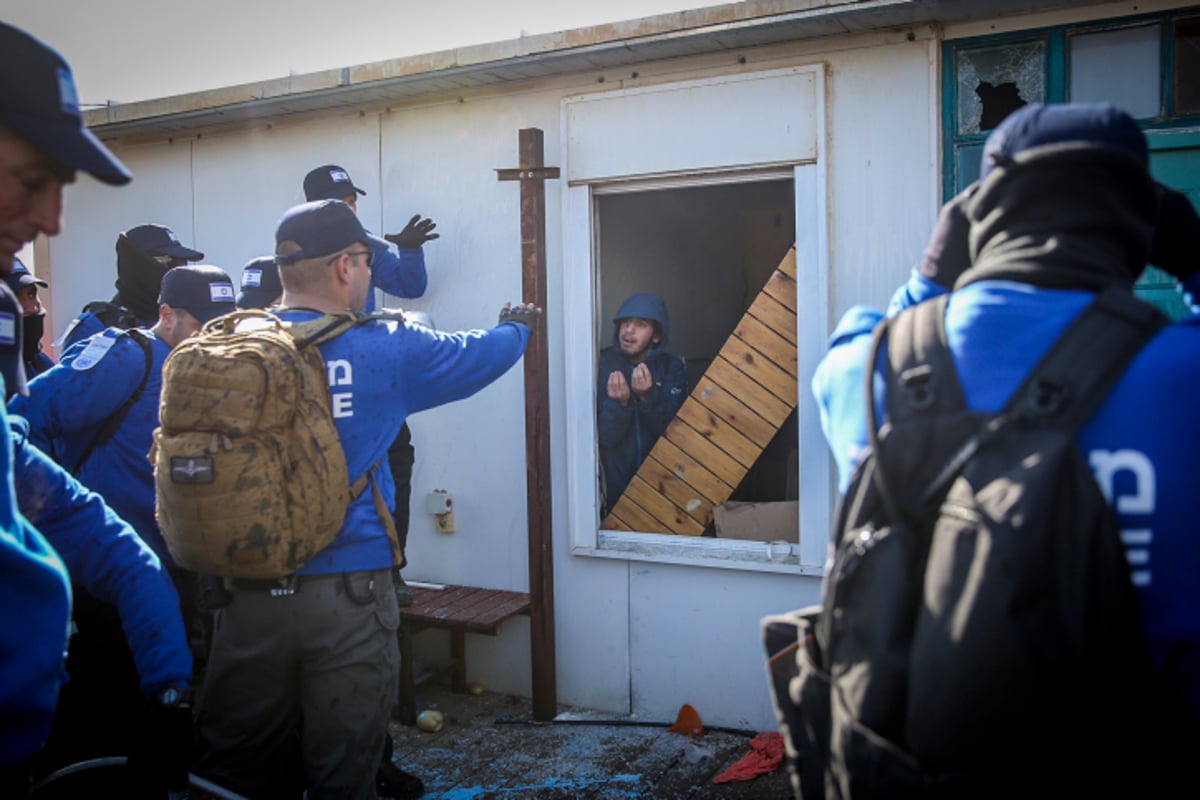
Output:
[10,328,171,563]
[366,238,427,311]
[279,310,530,576]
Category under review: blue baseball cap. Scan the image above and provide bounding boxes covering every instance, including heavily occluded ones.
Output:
[237,256,283,309]
[158,264,237,323]
[303,164,365,202]
[0,22,131,185]
[123,224,204,260]
[981,103,1147,180]
[4,256,48,293]
[275,200,369,265]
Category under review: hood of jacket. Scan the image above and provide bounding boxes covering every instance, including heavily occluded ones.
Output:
[611,292,671,354]
[958,142,1158,293]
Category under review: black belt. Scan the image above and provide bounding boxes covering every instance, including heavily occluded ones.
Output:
[225,575,301,596]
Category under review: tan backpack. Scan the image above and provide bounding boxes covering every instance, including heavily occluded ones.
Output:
[152,309,398,578]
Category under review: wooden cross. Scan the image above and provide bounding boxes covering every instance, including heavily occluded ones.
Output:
[497,128,560,721]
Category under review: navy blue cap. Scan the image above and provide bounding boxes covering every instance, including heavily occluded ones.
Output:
[4,256,48,293]
[0,22,131,185]
[275,200,369,265]
[303,164,366,202]
[981,103,1147,179]
[0,281,27,397]
[158,264,236,324]
[124,224,204,260]
[237,256,283,309]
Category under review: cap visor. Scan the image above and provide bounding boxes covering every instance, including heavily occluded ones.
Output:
[158,245,205,260]
[190,305,235,324]
[6,113,132,186]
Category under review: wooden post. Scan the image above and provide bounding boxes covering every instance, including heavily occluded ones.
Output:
[496,129,560,720]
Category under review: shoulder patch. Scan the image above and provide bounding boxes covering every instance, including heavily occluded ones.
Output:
[70,334,117,370]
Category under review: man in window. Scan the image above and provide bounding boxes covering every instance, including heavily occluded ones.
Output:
[597,292,686,517]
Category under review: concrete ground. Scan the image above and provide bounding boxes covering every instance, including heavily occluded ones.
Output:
[387,679,794,800]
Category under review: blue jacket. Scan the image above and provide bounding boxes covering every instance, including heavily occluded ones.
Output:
[365,236,427,312]
[277,309,531,576]
[0,397,71,768]
[10,328,172,564]
[11,417,191,694]
[596,293,687,513]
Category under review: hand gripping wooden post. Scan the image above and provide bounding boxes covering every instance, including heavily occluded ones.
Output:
[497,128,560,720]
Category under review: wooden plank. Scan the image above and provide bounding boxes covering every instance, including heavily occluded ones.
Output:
[706,356,793,426]
[602,512,634,531]
[676,400,760,469]
[662,419,745,488]
[623,476,705,535]
[691,377,776,449]
[777,246,797,281]
[634,453,715,527]
[646,438,733,507]
[721,336,798,405]
[608,494,671,534]
[733,314,797,377]
[747,292,797,346]
[763,269,797,313]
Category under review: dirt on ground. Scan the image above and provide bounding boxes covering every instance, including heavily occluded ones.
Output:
[387,680,794,799]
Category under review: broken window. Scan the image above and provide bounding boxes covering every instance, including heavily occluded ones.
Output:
[593,177,797,545]
[956,41,1046,135]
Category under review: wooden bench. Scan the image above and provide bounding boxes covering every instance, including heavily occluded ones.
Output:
[396,583,532,725]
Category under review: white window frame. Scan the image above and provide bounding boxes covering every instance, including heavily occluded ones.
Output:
[560,65,831,574]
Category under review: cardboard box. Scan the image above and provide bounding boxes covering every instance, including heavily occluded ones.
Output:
[713,500,799,543]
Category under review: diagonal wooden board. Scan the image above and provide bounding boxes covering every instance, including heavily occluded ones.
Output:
[602,246,798,535]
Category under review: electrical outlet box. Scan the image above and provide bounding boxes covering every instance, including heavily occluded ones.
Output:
[426,490,453,515]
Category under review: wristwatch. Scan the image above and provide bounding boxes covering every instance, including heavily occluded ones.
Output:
[151,685,193,710]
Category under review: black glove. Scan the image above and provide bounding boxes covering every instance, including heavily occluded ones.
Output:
[127,686,194,798]
[384,214,439,250]
[498,303,541,329]
[1150,184,1200,281]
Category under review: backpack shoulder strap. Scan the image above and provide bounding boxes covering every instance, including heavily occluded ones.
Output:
[71,328,154,474]
[877,293,967,428]
[1003,286,1167,433]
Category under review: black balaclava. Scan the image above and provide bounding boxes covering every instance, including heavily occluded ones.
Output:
[114,232,173,322]
[22,312,44,363]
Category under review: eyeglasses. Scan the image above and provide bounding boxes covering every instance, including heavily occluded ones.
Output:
[326,249,374,268]
[152,255,187,269]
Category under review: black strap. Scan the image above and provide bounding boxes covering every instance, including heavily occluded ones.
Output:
[871,287,1166,510]
[71,329,153,475]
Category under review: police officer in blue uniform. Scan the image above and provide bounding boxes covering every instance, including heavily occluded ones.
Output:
[194,198,539,799]
[60,222,205,351]
[0,21,193,798]
[811,103,1200,784]
[303,163,440,611]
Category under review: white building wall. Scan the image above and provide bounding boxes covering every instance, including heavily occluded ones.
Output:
[41,28,939,732]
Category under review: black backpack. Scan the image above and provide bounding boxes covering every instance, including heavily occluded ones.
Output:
[764,287,1166,799]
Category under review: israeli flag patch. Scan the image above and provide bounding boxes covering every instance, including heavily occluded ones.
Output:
[243,269,263,287]
[330,168,351,184]
[0,312,15,346]
[211,283,236,302]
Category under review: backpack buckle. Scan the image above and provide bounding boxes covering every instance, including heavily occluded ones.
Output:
[899,365,935,410]
[1028,379,1066,417]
